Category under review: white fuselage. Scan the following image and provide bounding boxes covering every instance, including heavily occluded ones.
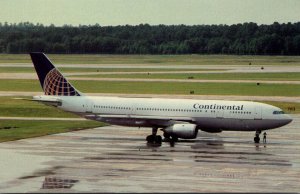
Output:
[35,95,292,132]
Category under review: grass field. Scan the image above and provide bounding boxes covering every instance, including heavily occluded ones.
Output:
[74,72,300,81]
[0,66,224,73]
[1,54,300,65]
[1,79,300,96]
[0,120,105,142]
[72,81,300,96]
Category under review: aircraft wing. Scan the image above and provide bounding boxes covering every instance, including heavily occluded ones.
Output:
[92,114,194,121]
[85,114,195,126]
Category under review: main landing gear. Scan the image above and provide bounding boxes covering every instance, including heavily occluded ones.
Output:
[146,127,180,144]
[146,127,162,144]
[254,130,261,143]
[163,132,178,142]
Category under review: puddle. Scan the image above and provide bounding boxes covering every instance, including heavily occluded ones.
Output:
[111,168,142,172]
[103,174,119,177]
[191,141,224,149]
[104,152,166,157]
[84,156,172,162]
[194,159,291,166]
[81,137,143,141]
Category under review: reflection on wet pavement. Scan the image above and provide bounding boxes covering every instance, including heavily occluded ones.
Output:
[0,115,300,192]
[41,177,79,189]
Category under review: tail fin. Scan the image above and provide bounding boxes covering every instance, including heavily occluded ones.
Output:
[30,52,81,96]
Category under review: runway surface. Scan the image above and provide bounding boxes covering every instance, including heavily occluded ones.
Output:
[0,115,299,192]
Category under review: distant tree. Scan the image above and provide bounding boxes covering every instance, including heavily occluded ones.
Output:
[293,35,300,55]
[0,22,300,55]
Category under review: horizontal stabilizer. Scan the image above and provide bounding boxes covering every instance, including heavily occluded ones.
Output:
[32,96,62,106]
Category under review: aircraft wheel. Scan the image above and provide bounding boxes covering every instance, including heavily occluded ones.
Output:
[163,132,170,139]
[254,136,260,143]
[146,135,155,142]
[147,135,162,144]
[155,135,162,144]
[171,136,178,142]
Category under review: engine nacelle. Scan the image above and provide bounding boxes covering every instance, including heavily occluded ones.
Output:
[164,123,198,139]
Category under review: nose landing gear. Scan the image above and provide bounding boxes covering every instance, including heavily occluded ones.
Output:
[254,130,261,143]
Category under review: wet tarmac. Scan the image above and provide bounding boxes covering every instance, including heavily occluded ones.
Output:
[0,115,299,193]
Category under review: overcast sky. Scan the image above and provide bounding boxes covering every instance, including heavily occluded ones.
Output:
[0,0,299,26]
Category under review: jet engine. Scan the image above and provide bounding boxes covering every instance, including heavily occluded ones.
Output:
[163,123,198,139]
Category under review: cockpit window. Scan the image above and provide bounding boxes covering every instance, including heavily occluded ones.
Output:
[273,111,285,114]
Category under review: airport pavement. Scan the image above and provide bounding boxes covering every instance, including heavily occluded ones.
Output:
[0,115,299,192]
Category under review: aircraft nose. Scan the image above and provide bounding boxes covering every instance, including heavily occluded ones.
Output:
[283,114,293,125]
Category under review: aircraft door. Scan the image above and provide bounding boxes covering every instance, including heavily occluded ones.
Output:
[254,106,262,120]
[85,99,93,113]
[130,104,137,116]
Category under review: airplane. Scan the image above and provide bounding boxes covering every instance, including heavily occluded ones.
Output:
[29,52,293,144]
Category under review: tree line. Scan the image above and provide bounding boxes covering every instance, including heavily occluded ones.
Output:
[0,22,300,55]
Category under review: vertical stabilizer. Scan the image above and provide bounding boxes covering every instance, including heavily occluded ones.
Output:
[30,52,81,96]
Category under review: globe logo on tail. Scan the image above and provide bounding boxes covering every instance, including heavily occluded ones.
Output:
[43,68,80,96]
